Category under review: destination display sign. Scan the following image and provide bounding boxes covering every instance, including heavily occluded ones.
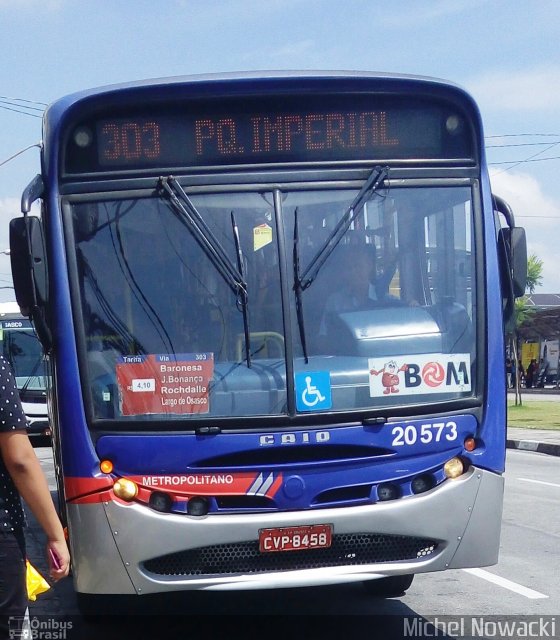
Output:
[65,94,473,173]
[116,352,214,416]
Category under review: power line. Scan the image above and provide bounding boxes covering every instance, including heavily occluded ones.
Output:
[485,134,560,167]
[0,96,46,119]
[489,141,560,174]
[0,99,44,113]
[487,142,560,149]
[0,104,42,118]
[485,133,560,139]
[0,95,47,106]
[489,156,560,165]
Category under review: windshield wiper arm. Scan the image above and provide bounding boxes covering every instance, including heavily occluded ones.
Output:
[293,207,309,363]
[159,177,253,367]
[231,211,251,368]
[299,165,388,290]
[158,177,247,298]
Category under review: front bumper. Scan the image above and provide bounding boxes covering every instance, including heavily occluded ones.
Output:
[68,466,503,595]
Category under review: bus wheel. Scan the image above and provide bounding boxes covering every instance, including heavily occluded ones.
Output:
[362,574,414,597]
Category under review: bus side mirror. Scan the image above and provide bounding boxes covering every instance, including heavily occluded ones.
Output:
[9,216,49,313]
[498,226,527,299]
[494,194,528,329]
[498,225,527,332]
[509,227,527,298]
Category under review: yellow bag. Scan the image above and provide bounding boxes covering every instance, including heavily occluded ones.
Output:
[26,560,51,601]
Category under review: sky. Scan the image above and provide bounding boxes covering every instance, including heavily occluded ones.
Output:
[1,0,559,302]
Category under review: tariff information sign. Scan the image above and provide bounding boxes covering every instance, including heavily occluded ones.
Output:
[116,353,214,415]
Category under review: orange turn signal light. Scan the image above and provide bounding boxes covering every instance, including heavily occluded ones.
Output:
[464,437,477,452]
[100,459,114,474]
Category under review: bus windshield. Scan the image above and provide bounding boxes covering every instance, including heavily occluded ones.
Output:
[70,181,475,423]
[1,320,47,392]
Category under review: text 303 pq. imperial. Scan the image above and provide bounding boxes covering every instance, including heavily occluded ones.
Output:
[9,72,527,608]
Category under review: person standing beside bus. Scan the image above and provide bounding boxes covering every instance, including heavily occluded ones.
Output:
[525,358,537,388]
[0,355,70,634]
[518,361,525,388]
[505,357,513,388]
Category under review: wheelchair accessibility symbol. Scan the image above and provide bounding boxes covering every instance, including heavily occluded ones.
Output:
[295,371,332,411]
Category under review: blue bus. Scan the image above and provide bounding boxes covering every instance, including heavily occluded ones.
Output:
[9,72,526,610]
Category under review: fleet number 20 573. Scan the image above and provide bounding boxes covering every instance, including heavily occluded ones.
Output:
[391,421,458,447]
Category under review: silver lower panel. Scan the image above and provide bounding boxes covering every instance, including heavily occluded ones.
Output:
[68,466,503,595]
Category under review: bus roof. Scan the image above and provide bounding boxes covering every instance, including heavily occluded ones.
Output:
[45,70,472,115]
[40,71,484,182]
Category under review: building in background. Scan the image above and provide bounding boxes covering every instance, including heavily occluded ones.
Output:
[517,294,560,385]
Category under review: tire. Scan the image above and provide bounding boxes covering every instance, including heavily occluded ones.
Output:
[362,574,414,597]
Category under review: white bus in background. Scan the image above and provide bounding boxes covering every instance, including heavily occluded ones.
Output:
[0,302,50,439]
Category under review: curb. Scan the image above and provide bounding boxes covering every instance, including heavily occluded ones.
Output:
[506,439,560,457]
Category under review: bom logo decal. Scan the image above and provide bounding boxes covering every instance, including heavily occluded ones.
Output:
[422,362,446,387]
[368,354,471,397]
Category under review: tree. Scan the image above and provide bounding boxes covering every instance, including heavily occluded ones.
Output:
[510,254,543,405]
[526,254,543,294]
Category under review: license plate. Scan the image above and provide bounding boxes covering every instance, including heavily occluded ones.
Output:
[259,524,333,553]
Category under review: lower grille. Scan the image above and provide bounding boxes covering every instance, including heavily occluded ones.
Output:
[143,533,438,577]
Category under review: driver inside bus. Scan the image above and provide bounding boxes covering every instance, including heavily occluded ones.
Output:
[318,242,404,341]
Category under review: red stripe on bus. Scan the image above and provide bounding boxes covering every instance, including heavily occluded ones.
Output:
[69,490,115,504]
[64,476,114,501]
[265,473,283,498]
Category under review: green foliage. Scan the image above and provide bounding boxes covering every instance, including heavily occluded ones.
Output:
[514,296,535,327]
[508,254,543,405]
[511,254,543,332]
[525,254,543,295]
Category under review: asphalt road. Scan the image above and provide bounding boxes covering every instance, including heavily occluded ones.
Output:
[25,448,558,637]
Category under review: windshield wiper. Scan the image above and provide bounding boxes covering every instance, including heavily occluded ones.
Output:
[298,165,388,291]
[292,166,388,363]
[159,177,246,296]
[230,211,251,368]
[293,207,309,363]
[158,176,252,367]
